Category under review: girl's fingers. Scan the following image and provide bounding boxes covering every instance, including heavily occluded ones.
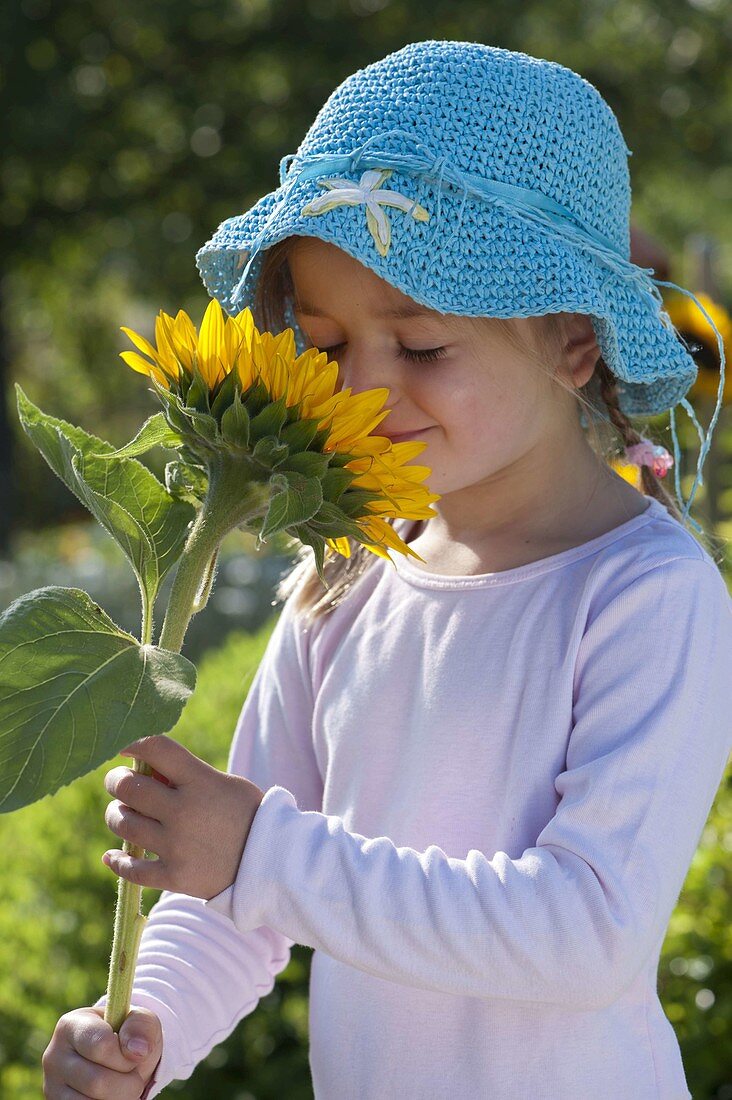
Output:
[102,849,170,890]
[64,1052,142,1100]
[104,766,177,820]
[120,735,196,787]
[104,801,166,854]
[150,767,172,786]
[62,1007,135,1073]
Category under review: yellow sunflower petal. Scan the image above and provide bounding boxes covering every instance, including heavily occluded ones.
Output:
[325,536,352,558]
[250,329,271,387]
[383,439,429,462]
[275,327,296,362]
[198,298,227,388]
[610,459,642,488]
[232,307,255,350]
[173,309,198,349]
[120,326,159,363]
[356,515,428,563]
[120,349,155,376]
[152,312,183,379]
[322,389,391,449]
[344,435,396,458]
[359,541,392,562]
[119,351,172,388]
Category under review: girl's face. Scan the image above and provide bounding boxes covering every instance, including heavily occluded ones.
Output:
[287,238,604,539]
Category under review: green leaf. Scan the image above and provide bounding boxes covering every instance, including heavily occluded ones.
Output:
[90,413,184,459]
[209,371,239,421]
[0,587,196,814]
[290,525,327,584]
[183,365,212,413]
[283,450,332,478]
[15,386,196,612]
[284,402,303,424]
[150,383,219,448]
[321,443,352,465]
[260,471,323,541]
[160,397,194,437]
[280,417,322,452]
[220,394,251,448]
[320,466,357,502]
[165,459,209,504]
[251,436,289,469]
[248,396,288,443]
[307,501,368,540]
[338,487,384,517]
[242,378,271,417]
[178,442,207,468]
[182,407,219,442]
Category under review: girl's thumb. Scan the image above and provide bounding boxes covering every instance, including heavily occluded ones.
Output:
[118,1007,162,1061]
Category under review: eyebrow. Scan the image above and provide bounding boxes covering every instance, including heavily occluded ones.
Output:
[294,300,439,321]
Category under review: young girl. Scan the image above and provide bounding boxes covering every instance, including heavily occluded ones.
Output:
[44,40,732,1100]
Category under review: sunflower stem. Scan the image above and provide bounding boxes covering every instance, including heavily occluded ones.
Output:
[158,456,265,653]
[139,582,154,646]
[191,548,220,614]
[103,759,152,1033]
[104,455,266,1033]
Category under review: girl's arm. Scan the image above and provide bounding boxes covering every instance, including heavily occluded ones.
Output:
[94,593,323,1097]
[209,555,732,1009]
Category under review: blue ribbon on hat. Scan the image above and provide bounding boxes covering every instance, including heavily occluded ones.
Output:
[229,126,726,535]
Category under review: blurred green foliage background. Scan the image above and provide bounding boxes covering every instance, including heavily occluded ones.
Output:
[1,0,731,1097]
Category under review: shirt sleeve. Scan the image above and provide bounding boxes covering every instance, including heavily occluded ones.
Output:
[93,592,324,1097]
[213,555,732,1010]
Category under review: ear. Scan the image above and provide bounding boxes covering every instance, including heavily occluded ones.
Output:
[560,313,601,389]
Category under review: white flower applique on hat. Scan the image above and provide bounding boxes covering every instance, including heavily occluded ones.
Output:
[300,168,430,258]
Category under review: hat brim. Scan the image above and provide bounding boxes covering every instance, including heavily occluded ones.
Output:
[195,168,697,420]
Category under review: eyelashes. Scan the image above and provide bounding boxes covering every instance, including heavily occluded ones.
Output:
[319,343,447,363]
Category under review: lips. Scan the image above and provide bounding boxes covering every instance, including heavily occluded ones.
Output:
[382,427,431,443]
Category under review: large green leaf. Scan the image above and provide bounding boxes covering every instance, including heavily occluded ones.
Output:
[0,587,196,813]
[91,412,184,459]
[16,386,196,612]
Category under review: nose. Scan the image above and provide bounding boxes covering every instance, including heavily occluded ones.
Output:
[337,342,404,400]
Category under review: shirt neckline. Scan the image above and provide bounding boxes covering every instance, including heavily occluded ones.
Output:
[391,495,666,589]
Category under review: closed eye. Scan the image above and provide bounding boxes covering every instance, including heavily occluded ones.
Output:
[319,343,447,363]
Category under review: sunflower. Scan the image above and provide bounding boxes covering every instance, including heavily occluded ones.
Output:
[662,289,731,405]
[609,458,642,489]
[120,298,440,574]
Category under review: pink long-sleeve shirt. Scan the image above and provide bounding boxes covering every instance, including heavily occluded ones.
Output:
[95,494,732,1099]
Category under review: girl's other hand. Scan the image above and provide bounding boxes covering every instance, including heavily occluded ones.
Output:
[102,734,265,901]
[42,1005,162,1099]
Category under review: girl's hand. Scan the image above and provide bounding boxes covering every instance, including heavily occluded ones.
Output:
[42,1004,162,1099]
[102,734,265,901]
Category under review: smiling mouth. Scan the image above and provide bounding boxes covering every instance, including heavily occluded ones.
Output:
[382,428,432,442]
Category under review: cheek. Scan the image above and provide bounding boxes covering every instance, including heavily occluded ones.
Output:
[442,374,502,426]
[475,372,540,426]
[443,379,537,463]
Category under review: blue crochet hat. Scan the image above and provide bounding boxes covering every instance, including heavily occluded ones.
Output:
[195,40,726,533]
